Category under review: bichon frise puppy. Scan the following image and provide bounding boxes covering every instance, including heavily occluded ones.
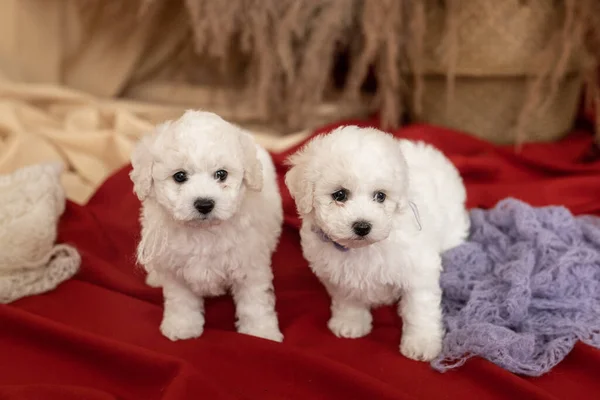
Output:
[285,126,469,361]
[130,110,283,343]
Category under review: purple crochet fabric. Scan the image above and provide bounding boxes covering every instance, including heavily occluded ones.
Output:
[431,198,600,376]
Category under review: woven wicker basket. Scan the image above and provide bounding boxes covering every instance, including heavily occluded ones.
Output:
[412,74,582,144]
[407,0,587,144]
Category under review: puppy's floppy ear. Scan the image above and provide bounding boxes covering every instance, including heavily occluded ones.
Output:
[238,131,263,191]
[130,134,156,201]
[284,150,314,215]
[392,142,410,213]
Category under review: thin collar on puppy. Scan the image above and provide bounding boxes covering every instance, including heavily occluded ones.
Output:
[311,225,349,252]
[312,202,421,252]
[408,201,422,231]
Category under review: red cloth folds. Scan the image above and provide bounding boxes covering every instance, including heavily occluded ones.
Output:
[1,122,600,399]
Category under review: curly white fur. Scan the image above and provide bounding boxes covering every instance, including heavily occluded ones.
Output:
[285,126,469,361]
[130,110,283,342]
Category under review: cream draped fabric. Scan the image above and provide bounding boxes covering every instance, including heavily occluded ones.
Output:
[0,0,309,204]
[0,162,80,303]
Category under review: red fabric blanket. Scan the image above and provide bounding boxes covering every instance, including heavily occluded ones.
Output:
[2,122,600,400]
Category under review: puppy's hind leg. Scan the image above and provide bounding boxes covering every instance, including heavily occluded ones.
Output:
[399,253,444,361]
[145,269,162,288]
[327,288,372,339]
[232,271,283,342]
[160,276,205,341]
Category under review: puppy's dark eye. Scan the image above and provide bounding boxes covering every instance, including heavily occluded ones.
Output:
[214,169,228,181]
[331,189,349,202]
[374,191,386,203]
[173,171,188,183]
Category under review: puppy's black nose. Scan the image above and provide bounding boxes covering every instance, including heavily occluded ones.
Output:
[194,198,215,215]
[352,221,372,237]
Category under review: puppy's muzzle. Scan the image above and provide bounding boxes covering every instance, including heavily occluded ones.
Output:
[194,198,215,215]
[352,220,372,237]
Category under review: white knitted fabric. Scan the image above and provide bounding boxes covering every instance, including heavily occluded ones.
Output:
[0,163,80,304]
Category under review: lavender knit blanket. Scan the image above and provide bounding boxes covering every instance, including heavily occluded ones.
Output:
[432,198,600,376]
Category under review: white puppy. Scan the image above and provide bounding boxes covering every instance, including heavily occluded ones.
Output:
[130,110,283,343]
[285,126,469,361]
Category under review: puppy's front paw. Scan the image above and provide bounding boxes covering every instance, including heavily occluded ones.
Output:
[238,324,284,342]
[328,314,372,339]
[160,312,204,341]
[400,331,442,361]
